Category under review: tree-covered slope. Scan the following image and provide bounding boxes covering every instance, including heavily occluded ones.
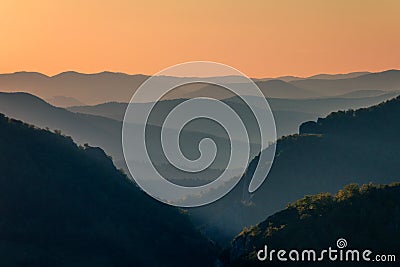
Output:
[191,96,400,246]
[243,95,400,224]
[0,114,216,267]
[221,183,400,266]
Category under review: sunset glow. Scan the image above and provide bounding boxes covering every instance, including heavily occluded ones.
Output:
[1,0,399,77]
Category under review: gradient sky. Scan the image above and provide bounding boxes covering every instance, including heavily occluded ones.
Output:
[1,0,399,77]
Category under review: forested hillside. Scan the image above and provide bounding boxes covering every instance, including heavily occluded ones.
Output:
[0,114,216,266]
[221,182,400,266]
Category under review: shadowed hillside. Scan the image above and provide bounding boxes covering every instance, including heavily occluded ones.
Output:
[221,182,400,266]
[0,92,244,183]
[245,95,400,230]
[0,92,124,168]
[0,113,217,266]
[190,96,400,246]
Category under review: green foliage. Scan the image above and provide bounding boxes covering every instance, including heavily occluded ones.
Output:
[223,182,400,266]
[288,192,334,216]
[335,183,359,201]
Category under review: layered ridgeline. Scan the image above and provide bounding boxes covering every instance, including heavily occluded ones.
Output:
[67,91,398,138]
[0,91,397,179]
[220,183,400,266]
[1,70,399,106]
[190,96,400,245]
[250,95,400,213]
[2,79,400,247]
[0,92,242,186]
[0,114,217,266]
[0,92,124,168]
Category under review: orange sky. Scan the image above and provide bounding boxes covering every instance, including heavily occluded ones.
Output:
[1,0,399,78]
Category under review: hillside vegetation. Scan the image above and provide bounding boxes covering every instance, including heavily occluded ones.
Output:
[221,182,400,266]
[0,114,216,267]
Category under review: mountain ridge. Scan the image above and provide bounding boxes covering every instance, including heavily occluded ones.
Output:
[1,70,398,106]
[190,95,400,246]
[0,113,217,266]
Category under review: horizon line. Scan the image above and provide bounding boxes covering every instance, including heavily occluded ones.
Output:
[1,69,400,80]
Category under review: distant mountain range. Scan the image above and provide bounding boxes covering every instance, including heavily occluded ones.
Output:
[0,92,248,185]
[2,70,400,250]
[291,70,400,96]
[1,90,395,185]
[68,92,399,137]
[0,113,217,266]
[1,70,399,106]
[0,89,395,197]
[255,71,370,82]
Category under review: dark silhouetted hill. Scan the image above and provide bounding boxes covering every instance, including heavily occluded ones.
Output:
[0,92,124,168]
[0,113,217,266]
